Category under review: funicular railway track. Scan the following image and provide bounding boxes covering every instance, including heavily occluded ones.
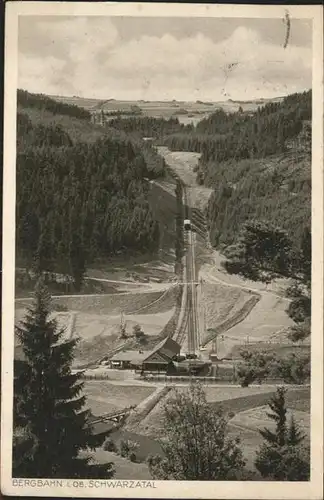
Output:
[182,186,199,354]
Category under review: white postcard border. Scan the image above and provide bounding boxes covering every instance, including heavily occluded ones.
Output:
[2,2,323,499]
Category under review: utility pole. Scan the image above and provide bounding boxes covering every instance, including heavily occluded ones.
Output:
[120,311,126,338]
[212,337,217,354]
[201,278,205,340]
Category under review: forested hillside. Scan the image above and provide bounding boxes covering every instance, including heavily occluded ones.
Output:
[16,89,311,289]
[163,91,310,159]
[201,91,311,251]
[17,89,91,121]
[206,150,311,250]
[160,91,311,252]
[16,93,166,290]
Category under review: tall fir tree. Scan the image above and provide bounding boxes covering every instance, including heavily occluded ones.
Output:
[255,387,309,481]
[13,278,114,479]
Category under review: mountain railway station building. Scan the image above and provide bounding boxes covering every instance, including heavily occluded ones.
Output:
[109,337,181,373]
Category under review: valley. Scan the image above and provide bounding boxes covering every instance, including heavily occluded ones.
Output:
[14,89,311,481]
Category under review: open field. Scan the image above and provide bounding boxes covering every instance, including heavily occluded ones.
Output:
[15,290,166,315]
[203,385,284,403]
[51,95,284,117]
[231,405,310,434]
[214,292,295,359]
[15,303,175,340]
[117,384,309,468]
[199,256,294,358]
[74,308,175,339]
[131,285,178,314]
[200,283,257,336]
[15,284,177,368]
[83,381,156,416]
[61,307,174,366]
[209,387,309,414]
[127,384,293,439]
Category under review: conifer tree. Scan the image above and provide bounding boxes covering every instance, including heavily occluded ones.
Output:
[255,387,309,480]
[13,279,114,479]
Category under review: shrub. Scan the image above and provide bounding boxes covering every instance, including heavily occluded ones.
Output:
[129,452,137,463]
[119,439,139,458]
[270,353,310,384]
[237,350,275,386]
[287,320,310,343]
[53,303,69,312]
[103,438,117,453]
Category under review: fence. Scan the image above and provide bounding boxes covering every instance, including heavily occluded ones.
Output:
[79,370,310,386]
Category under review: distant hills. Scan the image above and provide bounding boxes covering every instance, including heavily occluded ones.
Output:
[48,93,285,117]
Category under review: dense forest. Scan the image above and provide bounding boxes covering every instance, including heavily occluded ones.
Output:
[16,89,311,288]
[107,116,193,139]
[206,149,311,250]
[16,104,166,290]
[202,91,311,250]
[163,91,311,163]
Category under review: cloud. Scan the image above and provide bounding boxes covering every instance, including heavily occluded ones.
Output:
[18,18,312,100]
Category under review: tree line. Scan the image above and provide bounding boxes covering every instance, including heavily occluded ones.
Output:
[18,89,92,121]
[107,116,193,139]
[16,112,165,290]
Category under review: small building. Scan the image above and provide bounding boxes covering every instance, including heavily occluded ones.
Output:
[109,350,148,370]
[140,337,181,373]
[109,338,181,373]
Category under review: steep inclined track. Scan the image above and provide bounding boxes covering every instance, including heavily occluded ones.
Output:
[161,148,291,356]
[176,185,201,353]
[187,229,199,354]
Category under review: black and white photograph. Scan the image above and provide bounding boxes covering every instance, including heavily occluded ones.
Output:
[1,2,323,499]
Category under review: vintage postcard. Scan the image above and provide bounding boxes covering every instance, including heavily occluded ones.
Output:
[1,2,323,498]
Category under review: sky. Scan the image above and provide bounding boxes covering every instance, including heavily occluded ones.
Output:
[18,16,312,102]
